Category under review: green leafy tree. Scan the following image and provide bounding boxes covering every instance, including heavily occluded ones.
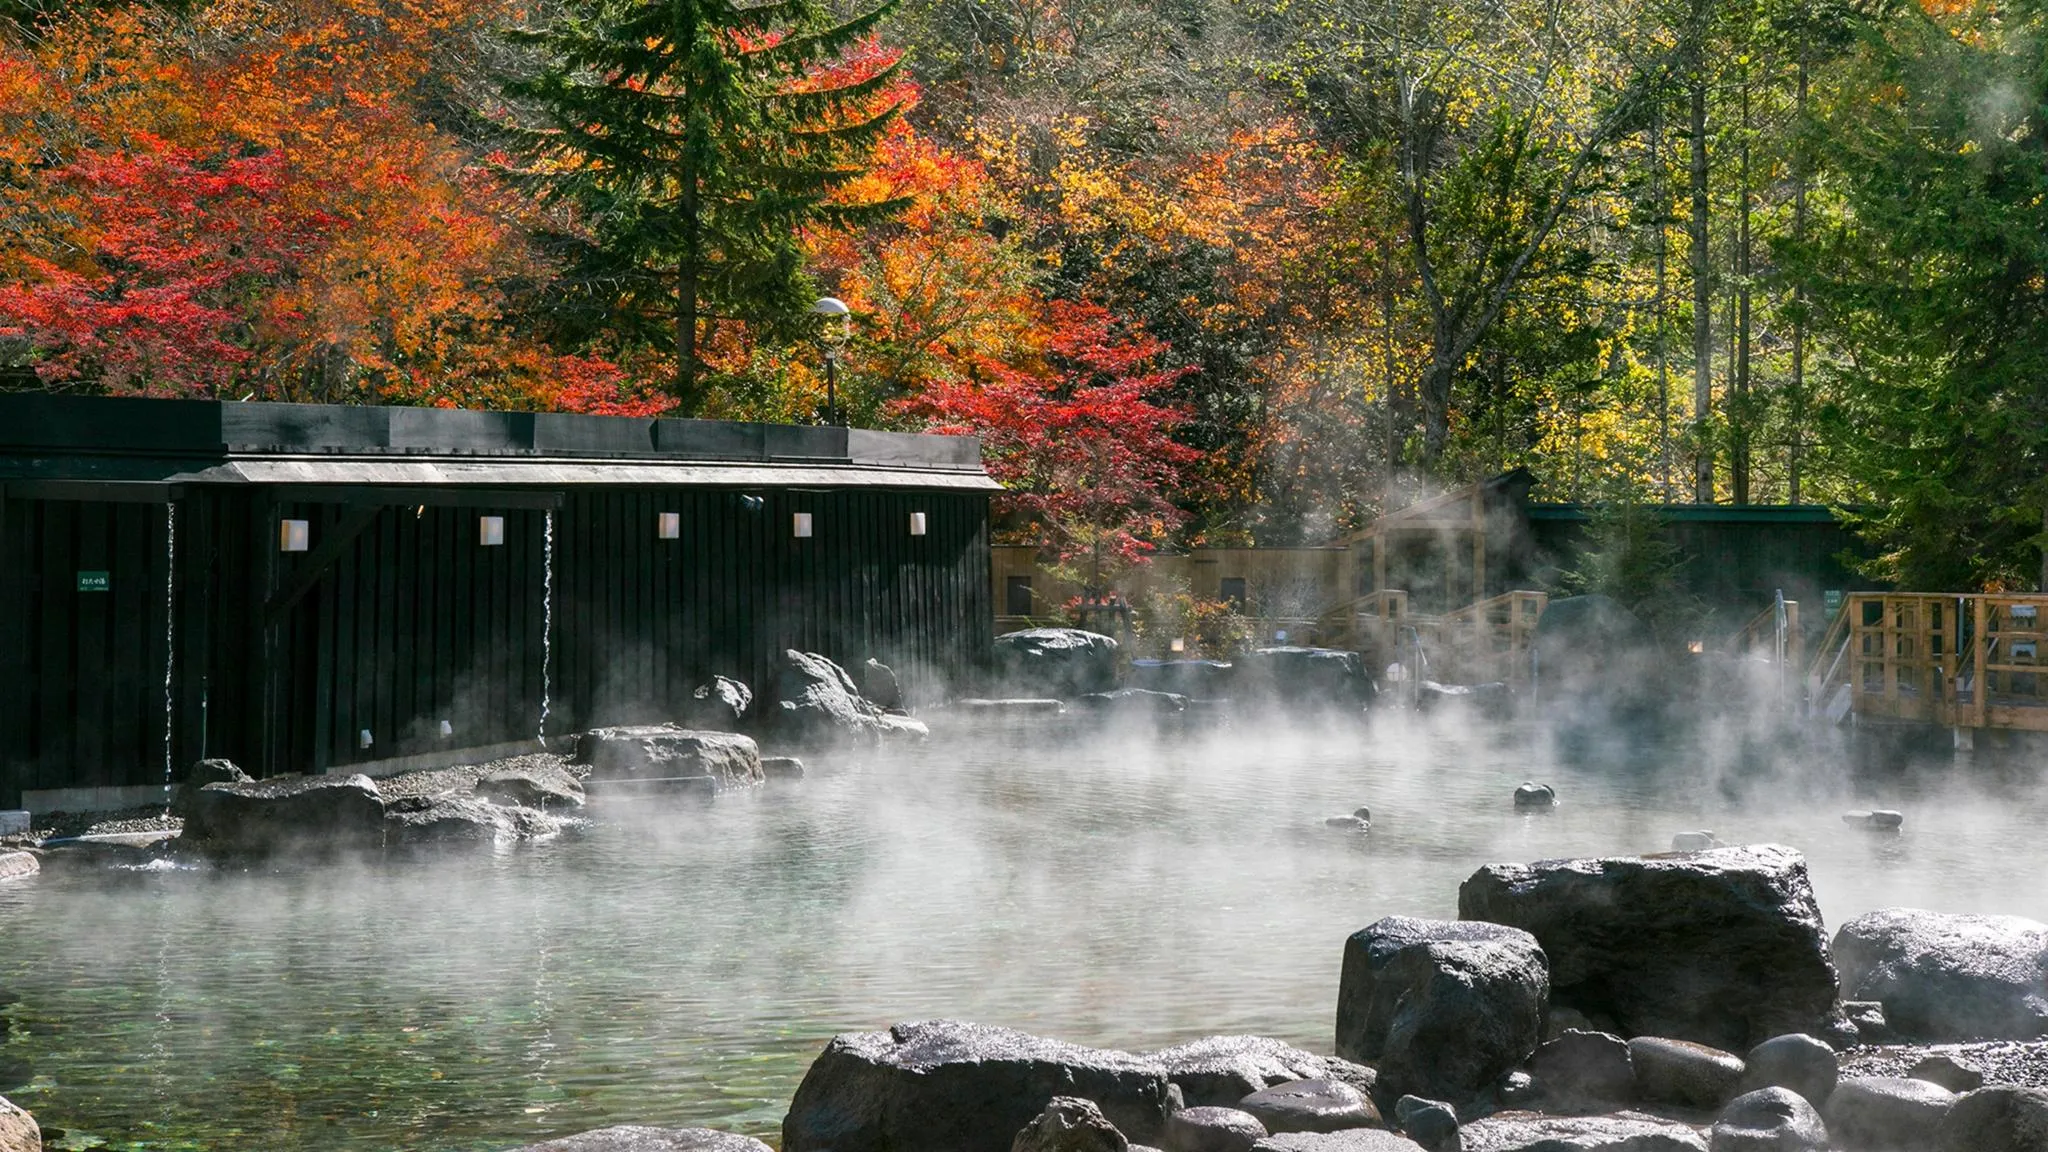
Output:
[506,0,905,412]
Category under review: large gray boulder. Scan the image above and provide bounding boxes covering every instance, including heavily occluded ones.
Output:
[1151,1036,1376,1108]
[182,773,387,853]
[1737,1035,1836,1110]
[1460,1113,1707,1152]
[170,757,251,821]
[0,1094,35,1152]
[0,853,35,883]
[682,677,753,730]
[1709,1088,1826,1152]
[1832,909,2048,1041]
[572,726,764,790]
[770,651,929,743]
[506,1128,771,1152]
[1936,1086,2048,1152]
[1335,917,1549,1101]
[1823,1076,1957,1150]
[781,1020,1175,1152]
[1013,1097,1129,1152]
[1457,846,1839,1050]
[994,629,1120,698]
[384,794,566,845]
[473,765,585,810]
[1238,648,1373,711]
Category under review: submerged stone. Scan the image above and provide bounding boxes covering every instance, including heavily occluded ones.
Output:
[507,1127,772,1152]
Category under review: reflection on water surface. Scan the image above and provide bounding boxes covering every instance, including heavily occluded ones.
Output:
[1,716,2042,1150]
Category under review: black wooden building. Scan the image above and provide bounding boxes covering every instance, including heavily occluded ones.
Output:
[0,396,996,811]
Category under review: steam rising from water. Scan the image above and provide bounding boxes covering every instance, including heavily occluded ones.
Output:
[1,708,2044,1150]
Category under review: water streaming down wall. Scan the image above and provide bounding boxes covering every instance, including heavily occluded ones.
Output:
[540,509,554,747]
[162,502,177,804]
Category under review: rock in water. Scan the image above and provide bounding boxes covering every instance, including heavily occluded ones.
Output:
[385,794,564,845]
[1151,1036,1376,1109]
[474,766,585,810]
[781,1020,1174,1152]
[771,650,929,743]
[1670,831,1722,852]
[1936,1086,2048,1152]
[0,1094,36,1152]
[859,660,904,712]
[1237,1080,1378,1134]
[1824,1076,1957,1150]
[0,853,35,883]
[1165,1108,1267,1152]
[1511,784,1555,810]
[182,773,387,853]
[1832,908,2048,1041]
[1077,688,1190,715]
[507,1128,771,1152]
[1238,648,1374,712]
[1013,1097,1130,1152]
[1529,1030,1634,1111]
[572,726,764,790]
[1335,916,1548,1102]
[1457,845,1838,1050]
[1739,1034,1837,1109]
[994,629,1121,698]
[683,676,753,730]
[1911,1053,1986,1093]
[1710,1088,1827,1152]
[1627,1037,1744,1110]
[170,757,251,820]
[1458,1112,1707,1151]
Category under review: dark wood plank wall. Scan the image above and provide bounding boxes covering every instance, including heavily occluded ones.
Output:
[0,485,991,805]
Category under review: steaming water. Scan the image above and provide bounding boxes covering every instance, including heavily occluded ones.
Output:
[2,716,2046,1151]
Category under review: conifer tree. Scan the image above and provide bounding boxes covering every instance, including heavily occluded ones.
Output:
[506,0,905,412]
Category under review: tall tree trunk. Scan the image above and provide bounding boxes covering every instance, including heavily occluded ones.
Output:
[1653,107,1672,503]
[1789,49,1809,504]
[677,177,701,413]
[1733,56,1752,504]
[1689,25,1714,503]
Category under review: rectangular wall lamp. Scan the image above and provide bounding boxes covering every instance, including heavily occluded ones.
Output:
[279,519,310,553]
[909,512,928,536]
[792,512,814,538]
[658,512,681,539]
[479,516,506,546]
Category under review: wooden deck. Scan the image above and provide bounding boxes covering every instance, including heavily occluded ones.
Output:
[1809,593,2048,732]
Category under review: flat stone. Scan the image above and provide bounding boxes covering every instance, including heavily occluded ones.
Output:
[181,773,388,853]
[1709,1087,1826,1152]
[474,767,584,810]
[1335,916,1548,1101]
[507,1127,771,1151]
[1739,1034,1837,1108]
[1165,1107,1267,1152]
[0,1093,36,1152]
[1834,909,2048,1041]
[1153,1037,1375,1108]
[1531,1030,1634,1110]
[761,757,805,782]
[1238,1079,1377,1134]
[572,726,763,789]
[386,794,565,845]
[1458,846,1839,1049]
[1251,1132,1426,1152]
[1912,1053,1987,1093]
[954,699,1065,713]
[1936,1086,2048,1152]
[1077,688,1189,714]
[1824,1076,1958,1150]
[683,676,753,729]
[1670,831,1722,852]
[0,852,39,882]
[994,629,1120,698]
[1014,1096,1129,1152]
[1629,1037,1744,1110]
[1460,1112,1708,1151]
[781,1020,1173,1152]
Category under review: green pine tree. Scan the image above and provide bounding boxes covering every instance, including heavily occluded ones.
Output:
[506,0,906,413]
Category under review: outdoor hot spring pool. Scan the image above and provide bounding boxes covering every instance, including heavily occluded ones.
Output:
[2,715,2045,1151]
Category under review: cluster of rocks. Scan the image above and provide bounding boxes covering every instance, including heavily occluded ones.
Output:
[750,844,2048,1152]
[984,629,1381,720]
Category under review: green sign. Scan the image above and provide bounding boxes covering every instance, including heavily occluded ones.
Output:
[1825,589,1843,618]
[76,571,110,593]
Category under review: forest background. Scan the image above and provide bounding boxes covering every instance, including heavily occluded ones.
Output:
[0,0,2042,591]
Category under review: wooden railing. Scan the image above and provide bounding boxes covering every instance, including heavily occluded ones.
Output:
[1420,590,1548,687]
[1727,594,1801,708]
[1818,593,2048,732]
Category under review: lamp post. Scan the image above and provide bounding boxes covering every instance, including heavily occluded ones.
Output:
[811,296,851,426]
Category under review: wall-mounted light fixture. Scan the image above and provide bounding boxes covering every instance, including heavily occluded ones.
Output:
[909,512,928,536]
[279,519,310,553]
[438,719,453,738]
[1170,638,1186,653]
[792,512,814,538]
[359,728,374,750]
[479,516,506,546]
[658,512,681,539]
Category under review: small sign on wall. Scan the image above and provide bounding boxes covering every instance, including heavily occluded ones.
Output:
[76,570,110,593]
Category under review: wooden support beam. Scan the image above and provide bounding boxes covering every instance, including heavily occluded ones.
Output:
[264,505,383,626]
